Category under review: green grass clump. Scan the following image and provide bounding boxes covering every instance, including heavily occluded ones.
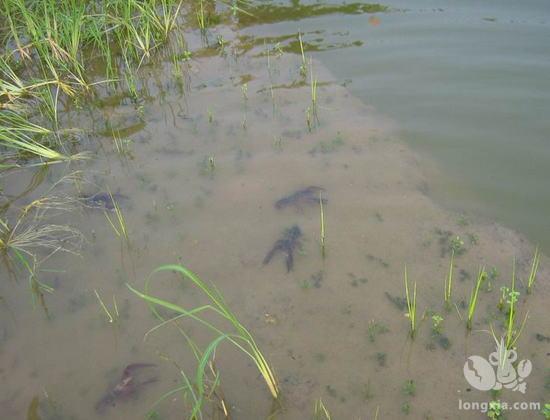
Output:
[1,0,188,164]
[128,263,280,416]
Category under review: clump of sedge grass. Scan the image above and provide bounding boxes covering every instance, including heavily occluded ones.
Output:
[127,264,280,407]
[467,267,487,330]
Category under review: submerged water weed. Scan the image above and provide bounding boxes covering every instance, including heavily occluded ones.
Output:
[526,246,540,294]
[367,320,389,343]
[404,266,417,338]
[103,191,129,246]
[401,379,416,397]
[111,129,134,158]
[467,267,487,330]
[309,133,345,156]
[94,289,119,324]
[374,352,386,367]
[199,156,216,176]
[128,264,280,414]
[11,248,53,315]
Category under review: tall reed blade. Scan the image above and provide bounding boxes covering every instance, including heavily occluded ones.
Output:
[444,249,454,309]
[404,266,417,338]
[467,267,486,330]
[319,191,325,258]
[526,246,540,294]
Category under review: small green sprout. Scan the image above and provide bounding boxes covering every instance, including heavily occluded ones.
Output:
[487,400,503,419]
[431,314,444,334]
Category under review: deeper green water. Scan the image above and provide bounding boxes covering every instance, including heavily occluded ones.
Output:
[248,0,550,252]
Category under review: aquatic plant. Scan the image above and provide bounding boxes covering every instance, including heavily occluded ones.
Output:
[94,289,119,324]
[297,31,307,76]
[319,191,325,257]
[403,266,417,338]
[450,235,465,254]
[542,403,550,419]
[431,314,444,335]
[0,109,70,163]
[196,0,207,31]
[487,400,503,419]
[497,285,508,312]
[367,320,389,343]
[0,0,189,164]
[526,246,540,294]
[401,379,416,396]
[128,264,280,410]
[306,106,313,132]
[0,202,82,261]
[466,267,487,330]
[503,259,528,350]
[443,250,454,309]
[310,58,318,116]
[313,398,331,420]
[103,191,129,245]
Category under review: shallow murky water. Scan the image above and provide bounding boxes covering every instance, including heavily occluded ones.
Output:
[1,4,549,420]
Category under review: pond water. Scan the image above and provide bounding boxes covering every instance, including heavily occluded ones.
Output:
[1,2,549,420]
[307,0,550,253]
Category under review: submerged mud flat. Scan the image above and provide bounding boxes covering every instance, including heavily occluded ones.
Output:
[1,25,549,420]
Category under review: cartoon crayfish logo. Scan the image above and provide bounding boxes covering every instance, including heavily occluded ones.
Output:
[463,337,532,393]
